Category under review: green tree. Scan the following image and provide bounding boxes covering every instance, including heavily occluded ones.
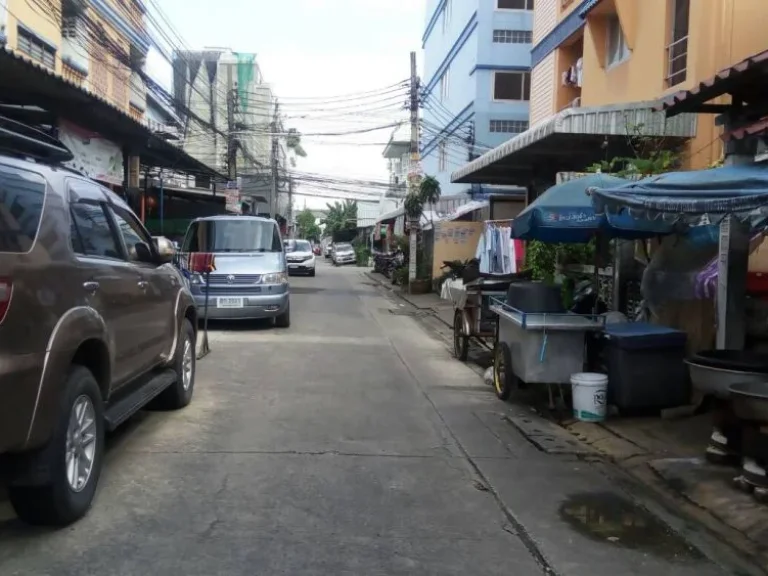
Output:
[286,128,307,157]
[322,200,358,237]
[295,208,321,241]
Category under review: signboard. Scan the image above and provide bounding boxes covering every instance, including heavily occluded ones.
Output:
[225,179,242,214]
[58,121,124,185]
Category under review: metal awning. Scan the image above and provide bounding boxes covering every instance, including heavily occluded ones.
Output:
[451,102,697,186]
[657,49,768,118]
[0,48,226,180]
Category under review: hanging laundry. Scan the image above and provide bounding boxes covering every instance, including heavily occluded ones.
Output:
[575,57,583,88]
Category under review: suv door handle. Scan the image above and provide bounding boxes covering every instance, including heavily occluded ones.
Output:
[83,281,100,292]
[138,280,148,289]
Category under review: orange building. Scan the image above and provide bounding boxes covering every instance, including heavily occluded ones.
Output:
[1,0,150,120]
[452,0,768,188]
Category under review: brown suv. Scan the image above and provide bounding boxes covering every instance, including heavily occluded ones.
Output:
[0,120,198,526]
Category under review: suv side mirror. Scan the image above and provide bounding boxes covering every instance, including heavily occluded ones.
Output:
[153,236,176,264]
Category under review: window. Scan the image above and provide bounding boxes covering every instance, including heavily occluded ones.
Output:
[442,0,452,33]
[493,30,533,44]
[490,120,529,134]
[439,67,450,102]
[605,15,630,68]
[183,219,282,253]
[667,0,690,86]
[493,71,530,101]
[497,0,534,10]
[70,202,121,259]
[16,26,56,69]
[110,207,153,262]
[438,141,447,172]
[0,165,46,253]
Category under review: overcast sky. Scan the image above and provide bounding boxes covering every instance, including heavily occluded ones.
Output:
[147,0,426,209]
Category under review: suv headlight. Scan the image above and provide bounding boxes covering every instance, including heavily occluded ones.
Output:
[262,272,288,285]
[189,272,206,285]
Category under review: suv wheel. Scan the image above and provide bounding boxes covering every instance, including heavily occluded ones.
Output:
[8,366,104,526]
[155,319,196,409]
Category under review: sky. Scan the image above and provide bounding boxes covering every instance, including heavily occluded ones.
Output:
[146,0,426,209]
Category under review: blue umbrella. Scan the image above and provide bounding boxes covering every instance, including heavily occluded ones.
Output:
[512,174,673,243]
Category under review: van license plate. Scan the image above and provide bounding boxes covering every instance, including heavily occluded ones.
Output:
[217,297,244,308]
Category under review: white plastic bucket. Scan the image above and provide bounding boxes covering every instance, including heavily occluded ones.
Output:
[571,373,608,422]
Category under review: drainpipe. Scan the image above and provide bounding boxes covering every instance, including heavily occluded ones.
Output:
[159,169,165,236]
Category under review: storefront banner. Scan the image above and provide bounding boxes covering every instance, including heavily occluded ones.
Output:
[58,121,124,185]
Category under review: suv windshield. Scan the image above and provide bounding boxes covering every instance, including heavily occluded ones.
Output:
[183,219,282,253]
[289,240,311,253]
[0,164,46,253]
[335,243,352,251]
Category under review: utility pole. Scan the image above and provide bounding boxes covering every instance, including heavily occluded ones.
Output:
[270,99,279,219]
[287,176,294,237]
[407,51,421,287]
[226,88,238,181]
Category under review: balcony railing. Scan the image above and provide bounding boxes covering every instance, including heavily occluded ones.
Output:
[666,35,688,87]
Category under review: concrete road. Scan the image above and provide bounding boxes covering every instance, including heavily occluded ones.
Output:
[0,260,753,575]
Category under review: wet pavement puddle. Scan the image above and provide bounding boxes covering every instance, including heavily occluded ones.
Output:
[559,492,704,562]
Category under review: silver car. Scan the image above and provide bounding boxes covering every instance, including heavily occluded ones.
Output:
[181,216,290,326]
[332,242,356,266]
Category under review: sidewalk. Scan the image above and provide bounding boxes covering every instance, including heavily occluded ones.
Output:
[365,271,455,327]
[361,270,768,572]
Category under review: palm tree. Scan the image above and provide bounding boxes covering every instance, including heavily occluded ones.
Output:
[322,200,357,236]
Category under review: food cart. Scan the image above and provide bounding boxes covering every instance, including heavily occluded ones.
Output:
[443,276,516,361]
[490,299,604,402]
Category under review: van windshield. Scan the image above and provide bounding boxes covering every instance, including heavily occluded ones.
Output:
[183,219,282,253]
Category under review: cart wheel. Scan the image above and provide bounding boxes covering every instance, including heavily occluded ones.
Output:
[453,309,469,362]
[493,341,517,400]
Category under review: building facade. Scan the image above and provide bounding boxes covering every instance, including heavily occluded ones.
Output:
[1,0,151,121]
[173,49,273,176]
[529,0,768,171]
[421,0,534,196]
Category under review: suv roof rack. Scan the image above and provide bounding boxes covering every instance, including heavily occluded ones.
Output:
[0,114,73,163]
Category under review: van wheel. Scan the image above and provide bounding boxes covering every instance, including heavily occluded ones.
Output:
[8,366,104,526]
[275,303,291,328]
[155,319,196,410]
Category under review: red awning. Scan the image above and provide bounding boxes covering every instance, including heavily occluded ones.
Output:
[657,49,768,117]
[723,117,768,141]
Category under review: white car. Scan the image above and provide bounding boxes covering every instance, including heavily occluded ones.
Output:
[285,239,316,277]
[331,243,356,266]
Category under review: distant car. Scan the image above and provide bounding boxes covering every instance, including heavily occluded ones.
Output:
[331,243,356,266]
[313,244,322,256]
[324,242,333,259]
[285,239,316,277]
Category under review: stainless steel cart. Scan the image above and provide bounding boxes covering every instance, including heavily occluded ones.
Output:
[489,299,604,401]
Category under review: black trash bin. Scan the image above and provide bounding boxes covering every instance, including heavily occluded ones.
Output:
[601,322,689,411]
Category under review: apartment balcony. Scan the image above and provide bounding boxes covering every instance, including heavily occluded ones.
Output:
[129,72,146,111]
[62,61,87,87]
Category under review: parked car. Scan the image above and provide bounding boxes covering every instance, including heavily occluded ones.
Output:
[285,239,316,276]
[0,119,198,526]
[313,243,322,256]
[331,243,356,266]
[181,215,290,326]
[324,240,333,259]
